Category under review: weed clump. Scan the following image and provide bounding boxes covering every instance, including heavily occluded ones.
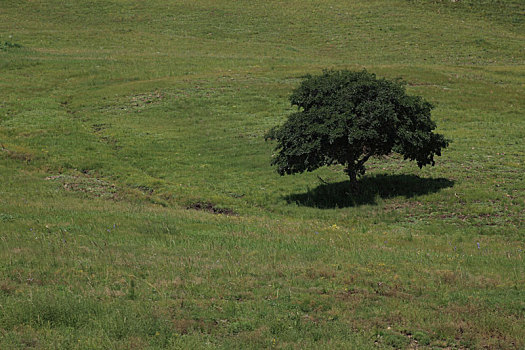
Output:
[0,41,22,50]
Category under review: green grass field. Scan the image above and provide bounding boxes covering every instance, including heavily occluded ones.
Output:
[1,0,524,348]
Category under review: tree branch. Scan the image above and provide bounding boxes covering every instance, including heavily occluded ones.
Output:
[317,175,330,185]
[357,153,371,168]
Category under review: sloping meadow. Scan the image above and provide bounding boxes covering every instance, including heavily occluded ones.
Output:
[1,0,523,348]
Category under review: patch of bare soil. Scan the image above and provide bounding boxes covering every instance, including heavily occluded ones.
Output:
[187,201,236,216]
[46,174,118,199]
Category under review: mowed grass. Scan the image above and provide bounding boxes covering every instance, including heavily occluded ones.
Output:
[1,0,524,348]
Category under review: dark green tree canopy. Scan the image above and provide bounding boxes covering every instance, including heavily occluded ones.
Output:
[266,70,449,186]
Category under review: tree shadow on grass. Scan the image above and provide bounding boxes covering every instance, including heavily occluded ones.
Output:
[285,174,454,208]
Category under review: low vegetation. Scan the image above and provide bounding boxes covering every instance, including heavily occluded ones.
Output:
[1,0,523,348]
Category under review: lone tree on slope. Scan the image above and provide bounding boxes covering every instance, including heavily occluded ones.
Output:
[265,69,449,190]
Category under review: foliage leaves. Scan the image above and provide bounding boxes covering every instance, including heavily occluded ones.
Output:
[266,70,449,184]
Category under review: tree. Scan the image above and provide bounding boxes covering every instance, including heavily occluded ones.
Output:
[265,70,449,190]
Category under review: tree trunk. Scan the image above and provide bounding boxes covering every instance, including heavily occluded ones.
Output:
[345,166,359,193]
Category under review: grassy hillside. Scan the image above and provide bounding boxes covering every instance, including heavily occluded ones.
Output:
[1,0,524,348]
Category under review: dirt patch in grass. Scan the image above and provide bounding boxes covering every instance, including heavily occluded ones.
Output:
[305,267,337,280]
[46,174,118,199]
[0,281,17,296]
[129,90,165,109]
[187,201,236,216]
[172,318,217,335]
[1,144,33,163]
[383,200,423,212]
[91,123,110,132]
